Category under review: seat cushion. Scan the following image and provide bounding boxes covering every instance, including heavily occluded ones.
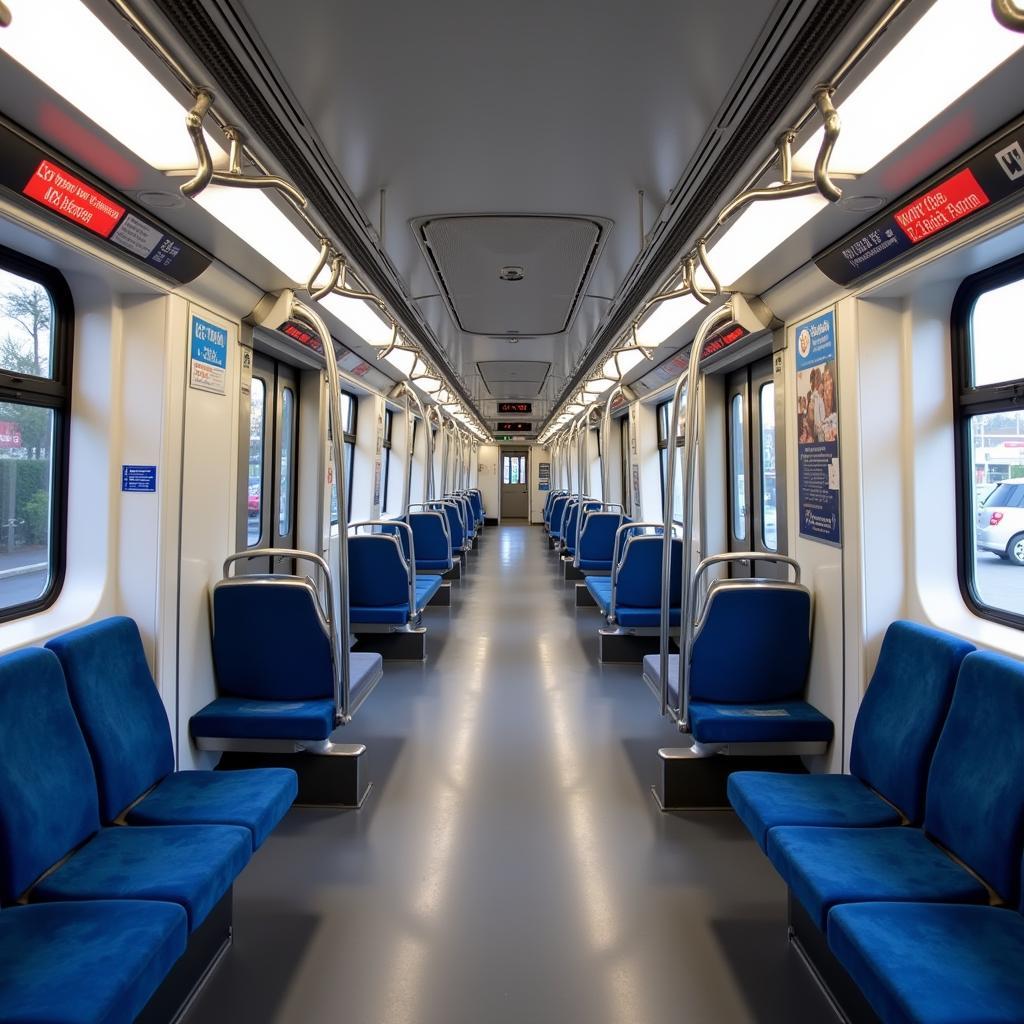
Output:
[0,899,188,1024]
[125,769,297,850]
[585,577,612,615]
[46,617,177,823]
[33,824,251,931]
[828,902,1024,1024]
[767,825,988,931]
[350,603,410,624]
[189,697,335,741]
[349,651,383,709]
[616,605,680,628]
[727,772,902,852]
[414,575,443,610]
[689,700,833,744]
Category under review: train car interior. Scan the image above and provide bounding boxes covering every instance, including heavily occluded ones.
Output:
[2,0,1024,1021]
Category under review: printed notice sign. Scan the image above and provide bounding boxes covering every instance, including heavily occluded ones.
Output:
[189,314,228,394]
[121,465,156,493]
[796,309,840,546]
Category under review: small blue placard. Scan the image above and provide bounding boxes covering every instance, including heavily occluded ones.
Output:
[189,314,228,394]
[121,465,157,493]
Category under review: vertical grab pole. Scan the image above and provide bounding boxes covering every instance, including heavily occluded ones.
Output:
[439,413,451,496]
[401,387,413,515]
[679,302,735,729]
[658,303,733,720]
[601,385,622,503]
[290,298,352,722]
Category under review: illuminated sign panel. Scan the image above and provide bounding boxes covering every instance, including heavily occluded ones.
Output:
[279,320,323,353]
[496,421,533,432]
[23,159,125,237]
[498,402,532,414]
[701,324,748,360]
[817,118,1024,285]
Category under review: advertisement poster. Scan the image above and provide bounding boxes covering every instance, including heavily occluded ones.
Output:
[538,462,550,492]
[796,309,841,545]
[189,314,228,394]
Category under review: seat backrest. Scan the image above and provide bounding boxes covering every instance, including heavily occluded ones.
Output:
[850,621,974,822]
[469,491,483,520]
[381,521,412,560]
[550,496,569,532]
[46,617,175,822]
[442,503,466,549]
[689,582,811,702]
[615,536,682,608]
[0,647,100,902]
[348,534,412,607]
[563,502,581,546]
[579,513,629,562]
[212,577,334,700]
[924,650,1024,904]
[410,512,452,565]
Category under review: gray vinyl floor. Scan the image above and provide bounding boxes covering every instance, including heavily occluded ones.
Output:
[188,524,836,1024]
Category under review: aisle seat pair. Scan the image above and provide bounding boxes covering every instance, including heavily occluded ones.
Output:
[576,510,630,574]
[0,617,297,1023]
[587,529,683,628]
[728,620,1024,1023]
[349,531,443,624]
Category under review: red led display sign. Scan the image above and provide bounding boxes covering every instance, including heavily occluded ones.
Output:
[279,320,323,353]
[893,169,990,244]
[496,421,533,432]
[22,159,125,237]
[701,324,748,360]
[498,402,532,414]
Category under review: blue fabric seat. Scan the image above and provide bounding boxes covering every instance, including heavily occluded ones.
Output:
[409,511,453,572]
[828,901,1024,1024]
[46,617,297,851]
[190,696,335,741]
[728,621,973,850]
[0,647,250,932]
[585,576,613,615]
[549,496,569,539]
[33,824,251,932]
[590,534,682,627]
[468,490,484,525]
[767,649,1024,931]
[0,899,188,1024]
[561,501,599,556]
[349,535,439,623]
[577,512,629,572]
[688,700,833,744]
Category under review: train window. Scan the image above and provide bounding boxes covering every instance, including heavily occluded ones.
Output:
[0,249,71,621]
[247,377,266,545]
[730,394,747,540]
[330,390,359,524]
[278,387,294,536]
[620,416,630,510]
[760,382,777,551]
[502,454,526,484]
[381,409,393,512]
[954,255,1024,628]
[657,398,684,515]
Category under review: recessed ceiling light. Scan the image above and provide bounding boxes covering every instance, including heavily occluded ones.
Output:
[499,266,525,281]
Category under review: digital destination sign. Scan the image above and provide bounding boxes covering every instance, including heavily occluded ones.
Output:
[496,421,533,432]
[816,117,1024,286]
[0,121,211,284]
[498,402,532,414]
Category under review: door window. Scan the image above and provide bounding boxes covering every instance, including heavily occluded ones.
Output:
[278,386,294,536]
[730,393,747,541]
[248,377,266,547]
[503,454,526,484]
[760,382,777,551]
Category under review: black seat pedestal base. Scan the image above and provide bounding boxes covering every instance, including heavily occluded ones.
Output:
[787,892,882,1024]
[217,748,370,807]
[563,561,584,581]
[599,632,669,663]
[428,585,452,607]
[443,562,462,581]
[575,584,597,607]
[654,750,806,810]
[547,535,556,550]
[354,630,427,661]
[136,890,233,1024]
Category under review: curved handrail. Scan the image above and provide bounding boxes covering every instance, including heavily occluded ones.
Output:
[993,0,1024,30]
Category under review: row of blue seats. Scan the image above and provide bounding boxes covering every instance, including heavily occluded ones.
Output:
[729,620,1024,1022]
[0,616,296,1023]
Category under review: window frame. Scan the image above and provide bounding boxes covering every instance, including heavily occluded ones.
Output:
[656,398,683,505]
[0,244,73,623]
[342,389,358,521]
[952,251,1024,630]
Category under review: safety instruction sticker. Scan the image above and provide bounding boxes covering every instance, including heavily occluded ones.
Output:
[121,465,156,492]
[189,314,228,394]
[796,309,841,546]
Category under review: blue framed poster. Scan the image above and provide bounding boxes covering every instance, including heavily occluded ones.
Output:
[796,309,841,545]
[189,314,228,394]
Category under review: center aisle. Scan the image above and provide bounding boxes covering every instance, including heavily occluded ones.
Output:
[189,524,834,1024]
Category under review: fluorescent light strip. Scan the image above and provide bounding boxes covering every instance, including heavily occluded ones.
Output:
[195,187,322,284]
[321,292,395,346]
[2,0,222,169]
[794,0,1024,174]
[634,291,703,349]
[603,347,647,379]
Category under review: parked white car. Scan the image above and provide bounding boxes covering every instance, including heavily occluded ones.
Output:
[977,480,1024,565]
